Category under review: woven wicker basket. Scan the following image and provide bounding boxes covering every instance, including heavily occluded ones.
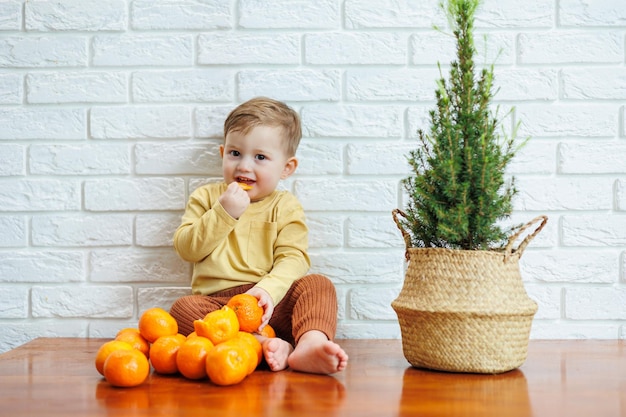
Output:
[391,210,547,374]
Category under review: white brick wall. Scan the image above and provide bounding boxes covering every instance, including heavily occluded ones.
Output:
[0,0,625,353]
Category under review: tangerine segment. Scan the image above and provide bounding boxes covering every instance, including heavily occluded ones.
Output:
[95,340,134,376]
[138,307,178,343]
[150,334,186,375]
[226,294,263,333]
[103,349,150,388]
[206,342,250,386]
[176,336,214,380]
[237,182,253,191]
[194,306,239,345]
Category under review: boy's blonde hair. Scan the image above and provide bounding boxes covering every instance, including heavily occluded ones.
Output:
[223,97,302,157]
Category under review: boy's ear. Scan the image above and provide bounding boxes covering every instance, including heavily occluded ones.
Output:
[281,157,298,179]
[219,144,224,158]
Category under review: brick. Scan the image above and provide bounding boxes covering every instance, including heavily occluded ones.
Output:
[520,250,619,283]
[132,70,233,103]
[0,179,80,211]
[198,33,300,65]
[309,251,404,284]
[507,141,557,175]
[138,287,191,313]
[476,0,553,28]
[0,216,26,247]
[131,0,230,30]
[135,213,181,247]
[406,105,433,139]
[295,179,397,211]
[565,287,626,320]
[346,69,439,101]
[0,287,29,318]
[0,144,25,176]
[135,142,220,175]
[25,0,126,31]
[346,143,413,175]
[32,214,132,247]
[306,214,344,248]
[301,104,403,138]
[85,178,185,211]
[347,215,404,248]
[32,285,133,318]
[194,106,234,139]
[345,0,442,29]
[560,0,626,26]
[29,144,130,175]
[26,71,127,104]
[0,73,23,104]
[349,287,400,320]
[0,36,87,68]
[618,180,626,211]
[516,104,617,138]
[0,323,87,354]
[0,251,84,283]
[336,322,401,339]
[562,68,626,100]
[506,213,558,249]
[561,215,626,247]
[519,32,623,64]
[515,178,612,211]
[89,249,190,283]
[530,322,618,340]
[238,70,341,102]
[92,35,192,67]
[0,108,86,140]
[411,32,515,66]
[239,0,339,28]
[0,0,21,30]
[558,142,626,174]
[305,33,407,65]
[90,106,191,139]
[494,69,558,101]
[295,142,342,176]
[524,285,561,320]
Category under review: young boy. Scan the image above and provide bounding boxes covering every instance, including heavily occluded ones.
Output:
[170,97,348,375]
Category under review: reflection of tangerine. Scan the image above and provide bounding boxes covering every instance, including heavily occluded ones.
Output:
[226,294,263,333]
[194,306,239,345]
[115,328,151,358]
[150,334,186,374]
[94,340,134,376]
[138,308,178,343]
[206,341,250,386]
[103,349,150,387]
[95,380,150,409]
[176,336,214,380]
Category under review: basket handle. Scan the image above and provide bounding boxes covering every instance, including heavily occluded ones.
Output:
[504,215,548,260]
[392,209,412,261]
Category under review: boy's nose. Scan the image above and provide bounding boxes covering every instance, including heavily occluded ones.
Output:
[237,156,253,171]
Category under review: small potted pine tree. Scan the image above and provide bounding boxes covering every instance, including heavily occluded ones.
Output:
[391,0,547,373]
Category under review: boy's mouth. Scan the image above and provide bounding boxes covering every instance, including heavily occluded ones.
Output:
[236,177,254,190]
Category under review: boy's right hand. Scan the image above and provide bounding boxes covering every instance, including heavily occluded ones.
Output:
[218,182,250,219]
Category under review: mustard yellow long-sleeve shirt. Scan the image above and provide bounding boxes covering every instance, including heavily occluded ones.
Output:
[173,183,311,305]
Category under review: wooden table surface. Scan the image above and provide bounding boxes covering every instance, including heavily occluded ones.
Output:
[0,338,624,417]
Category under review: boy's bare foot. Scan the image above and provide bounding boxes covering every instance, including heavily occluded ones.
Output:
[262,338,294,372]
[287,330,349,374]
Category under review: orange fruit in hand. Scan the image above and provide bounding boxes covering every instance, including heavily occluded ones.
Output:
[115,328,151,358]
[95,340,134,376]
[226,294,263,333]
[259,324,276,338]
[194,306,239,345]
[138,307,178,343]
[233,332,262,374]
[103,348,150,387]
[149,334,186,375]
[176,336,214,380]
[206,341,250,386]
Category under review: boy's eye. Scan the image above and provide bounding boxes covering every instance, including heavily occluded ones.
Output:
[255,154,266,161]
[229,150,240,157]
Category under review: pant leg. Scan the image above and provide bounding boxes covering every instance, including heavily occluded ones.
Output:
[270,274,338,346]
[169,284,254,336]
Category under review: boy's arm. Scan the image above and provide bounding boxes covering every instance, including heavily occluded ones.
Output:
[173,188,236,263]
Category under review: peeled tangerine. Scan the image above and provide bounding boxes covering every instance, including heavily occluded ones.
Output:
[237,182,252,191]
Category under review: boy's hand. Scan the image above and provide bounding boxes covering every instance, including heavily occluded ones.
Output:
[219,181,250,219]
[245,287,274,333]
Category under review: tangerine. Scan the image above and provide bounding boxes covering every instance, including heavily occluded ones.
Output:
[115,328,151,358]
[226,294,263,333]
[206,341,250,386]
[259,324,276,338]
[95,340,134,376]
[150,334,186,375]
[194,306,239,345]
[103,348,150,387]
[138,307,178,343]
[234,331,262,372]
[176,336,214,380]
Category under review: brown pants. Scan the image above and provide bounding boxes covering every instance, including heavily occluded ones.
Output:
[169,274,337,346]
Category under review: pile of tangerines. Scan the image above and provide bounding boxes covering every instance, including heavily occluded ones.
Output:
[95,294,274,387]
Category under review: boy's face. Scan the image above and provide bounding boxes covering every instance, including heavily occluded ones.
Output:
[220,125,297,202]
